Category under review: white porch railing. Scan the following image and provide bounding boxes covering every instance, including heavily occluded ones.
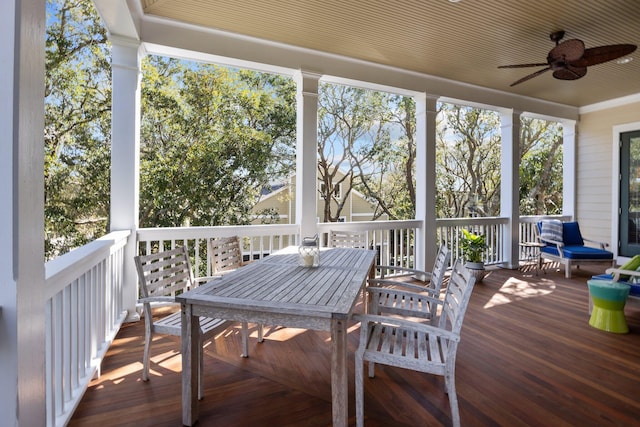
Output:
[436,217,509,265]
[44,230,130,427]
[136,220,422,275]
[436,215,571,266]
[316,220,422,268]
[136,223,300,278]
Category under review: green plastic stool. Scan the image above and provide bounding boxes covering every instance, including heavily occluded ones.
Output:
[587,280,630,334]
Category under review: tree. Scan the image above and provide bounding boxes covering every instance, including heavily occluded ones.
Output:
[317,83,416,222]
[360,95,417,220]
[436,104,502,218]
[519,117,563,215]
[45,0,112,259]
[45,0,296,258]
[139,58,296,227]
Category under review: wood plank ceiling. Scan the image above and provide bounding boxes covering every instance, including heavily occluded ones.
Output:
[139,0,640,108]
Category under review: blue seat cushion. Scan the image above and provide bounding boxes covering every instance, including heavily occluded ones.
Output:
[541,244,613,260]
[591,274,640,296]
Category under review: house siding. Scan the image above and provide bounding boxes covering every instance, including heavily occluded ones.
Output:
[578,101,640,255]
[251,174,387,225]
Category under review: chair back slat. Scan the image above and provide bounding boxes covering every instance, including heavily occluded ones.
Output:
[134,246,194,299]
[437,259,475,334]
[329,230,368,248]
[430,245,451,294]
[208,236,244,274]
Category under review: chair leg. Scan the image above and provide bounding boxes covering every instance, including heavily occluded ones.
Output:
[241,321,249,358]
[142,327,152,382]
[355,353,365,427]
[445,368,460,427]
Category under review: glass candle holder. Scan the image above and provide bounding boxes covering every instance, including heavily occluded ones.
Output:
[299,234,320,267]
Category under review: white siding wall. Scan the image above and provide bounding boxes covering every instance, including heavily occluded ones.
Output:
[578,101,640,256]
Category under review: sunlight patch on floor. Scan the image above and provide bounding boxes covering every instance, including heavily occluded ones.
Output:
[484,277,556,309]
[150,349,182,373]
[260,327,308,342]
[92,361,144,385]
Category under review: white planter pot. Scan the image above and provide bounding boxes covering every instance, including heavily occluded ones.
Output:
[464,261,486,282]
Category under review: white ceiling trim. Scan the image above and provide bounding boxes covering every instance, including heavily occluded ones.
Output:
[579,93,640,115]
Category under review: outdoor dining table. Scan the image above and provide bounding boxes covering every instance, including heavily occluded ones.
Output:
[176,245,377,426]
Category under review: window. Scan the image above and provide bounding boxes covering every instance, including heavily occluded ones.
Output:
[320,183,342,200]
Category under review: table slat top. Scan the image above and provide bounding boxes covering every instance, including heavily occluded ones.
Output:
[176,247,376,319]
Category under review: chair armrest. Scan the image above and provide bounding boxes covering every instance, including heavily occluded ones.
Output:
[540,238,563,248]
[583,238,609,250]
[605,267,640,281]
[377,265,432,282]
[367,278,439,295]
[366,286,442,303]
[138,296,175,304]
[353,313,459,342]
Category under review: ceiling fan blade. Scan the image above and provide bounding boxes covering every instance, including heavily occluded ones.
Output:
[553,65,587,81]
[498,63,549,69]
[570,44,637,67]
[509,67,551,87]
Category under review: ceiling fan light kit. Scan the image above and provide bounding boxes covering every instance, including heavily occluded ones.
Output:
[499,30,637,86]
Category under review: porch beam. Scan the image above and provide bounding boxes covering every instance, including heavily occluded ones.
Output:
[110,37,144,321]
[500,109,522,269]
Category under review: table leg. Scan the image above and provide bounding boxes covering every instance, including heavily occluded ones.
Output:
[331,318,348,427]
[181,303,199,426]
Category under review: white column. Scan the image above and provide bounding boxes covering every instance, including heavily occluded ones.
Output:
[500,109,522,269]
[562,120,577,219]
[0,0,46,425]
[111,37,143,321]
[295,70,321,240]
[415,94,439,270]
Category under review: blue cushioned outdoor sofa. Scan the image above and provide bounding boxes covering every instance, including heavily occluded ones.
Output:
[537,220,615,278]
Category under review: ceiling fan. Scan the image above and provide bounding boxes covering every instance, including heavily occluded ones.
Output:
[498,31,637,87]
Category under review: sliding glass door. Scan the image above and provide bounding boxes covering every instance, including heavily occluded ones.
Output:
[620,130,640,257]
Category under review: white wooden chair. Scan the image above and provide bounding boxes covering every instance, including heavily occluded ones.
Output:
[367,245,451,322]
[208,236,263,344]
[134,246,248,400]
[208,235,246,276]
[329,229,368,248]
[355,259,476,427]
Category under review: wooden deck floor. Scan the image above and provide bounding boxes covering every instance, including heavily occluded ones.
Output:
[69,262,640,427]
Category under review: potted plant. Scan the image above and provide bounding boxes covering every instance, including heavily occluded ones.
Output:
[460,228,487,282]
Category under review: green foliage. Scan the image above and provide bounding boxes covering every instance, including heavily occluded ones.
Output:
[519,117,563,215]
[436,104,502,218]
[45,0,111,259]
[317,84,416,222]
[139,58,296,227]
[460,228,487,263]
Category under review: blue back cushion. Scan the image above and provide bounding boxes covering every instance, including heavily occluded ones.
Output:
[562,222,584,246]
